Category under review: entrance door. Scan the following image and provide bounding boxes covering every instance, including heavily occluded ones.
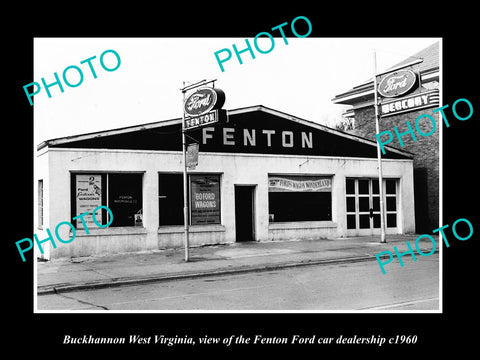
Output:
[234,185,256,242]
[346,178,399,236]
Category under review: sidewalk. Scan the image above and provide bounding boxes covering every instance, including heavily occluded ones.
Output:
[36,234,439,295]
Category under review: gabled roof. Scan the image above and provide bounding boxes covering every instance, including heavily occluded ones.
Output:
[332,41,439,105]
[388,42,439,74]
[38,105,413,159]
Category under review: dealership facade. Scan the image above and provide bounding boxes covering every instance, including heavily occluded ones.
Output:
[35,105,415,259]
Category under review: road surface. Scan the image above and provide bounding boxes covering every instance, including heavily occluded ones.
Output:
[37,254,439,311]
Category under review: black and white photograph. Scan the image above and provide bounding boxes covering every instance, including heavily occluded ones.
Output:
[7,6,479,356]
[31,37,442,312]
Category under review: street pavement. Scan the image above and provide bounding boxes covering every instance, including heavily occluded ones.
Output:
[36,234,440,296]
[37,254,439,311]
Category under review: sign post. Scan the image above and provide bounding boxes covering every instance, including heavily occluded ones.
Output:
[180,79,225,262]
[373,51,387,244]
[372,52,423,244]
[181,82,190,262]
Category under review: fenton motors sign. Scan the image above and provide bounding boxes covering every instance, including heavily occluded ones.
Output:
[184,87,226,117]
[378,69,418,98]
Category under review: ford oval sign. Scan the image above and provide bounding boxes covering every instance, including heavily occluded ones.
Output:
[378,70,418,98]
[184,87,225,117]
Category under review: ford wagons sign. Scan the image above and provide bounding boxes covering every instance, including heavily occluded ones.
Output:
[184,87,226,117]
[378,70,418,98]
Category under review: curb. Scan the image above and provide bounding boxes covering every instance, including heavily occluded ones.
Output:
[37,253,378,296]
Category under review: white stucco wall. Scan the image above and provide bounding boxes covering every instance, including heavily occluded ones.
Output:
[36,147,415,259]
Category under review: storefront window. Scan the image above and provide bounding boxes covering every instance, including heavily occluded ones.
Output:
[108,173,143,227]
[158,173,221,226]
[72,173,143,228]
[158,173,184,226]
[268,175,332,222]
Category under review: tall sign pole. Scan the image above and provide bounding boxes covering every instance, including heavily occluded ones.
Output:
[181,81,190,261]
[373,50,387,244]
[373,53,423,244]
[180,79,224,262]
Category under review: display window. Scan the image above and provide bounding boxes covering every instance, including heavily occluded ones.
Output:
[268,175,332,222]
[158,173,221,226]
[71,173,143,228]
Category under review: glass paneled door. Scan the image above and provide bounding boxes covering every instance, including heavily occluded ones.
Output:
[346,178,399,236]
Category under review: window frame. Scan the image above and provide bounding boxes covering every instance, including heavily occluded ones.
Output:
[71,172,144,229]
[38,179,43,230]
[268,174,333,223]
[158,172,223,227]
[345,177,398,230]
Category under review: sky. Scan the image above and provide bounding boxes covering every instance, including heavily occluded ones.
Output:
[33,37,439,144]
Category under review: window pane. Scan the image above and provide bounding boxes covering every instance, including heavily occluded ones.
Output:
[373,214,380,228]
[159,173,184,226]
[372,179,379,194]
[38,180,43,228]
[359,214,370,228]
[346,179,355,194]
[108,173,143,227]
[372,196,380,211]
[347,214,356,229]
[346,197,356,212]
[387,213,397,228]
[358,179,369,194]
[386,179,396,194]
[359,197,370,212]
[386,196,397,211]
[268,192,331,222]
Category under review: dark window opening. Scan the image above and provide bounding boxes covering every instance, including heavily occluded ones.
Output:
[158,173,184,226]
[108,173,143,227]
[269,192,332,222]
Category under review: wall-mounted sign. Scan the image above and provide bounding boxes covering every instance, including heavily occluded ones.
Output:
[380,89,439,117]
[378,69,418,98]
[184,87,225,117]
[190,175,221,225]
[186,142,199,169]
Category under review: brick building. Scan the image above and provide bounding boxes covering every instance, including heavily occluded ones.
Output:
[332,42,440,233]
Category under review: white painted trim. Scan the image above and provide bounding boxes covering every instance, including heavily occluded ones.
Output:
[269,221,337,230]
[46,146,414,161]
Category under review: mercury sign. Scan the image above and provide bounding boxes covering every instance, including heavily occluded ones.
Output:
[381,89,440,117]
[378,69,418,98]
[184,87,226,117]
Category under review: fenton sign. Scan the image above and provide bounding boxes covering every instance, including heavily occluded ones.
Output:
[378,69,418,98]
[184,87,226,117]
